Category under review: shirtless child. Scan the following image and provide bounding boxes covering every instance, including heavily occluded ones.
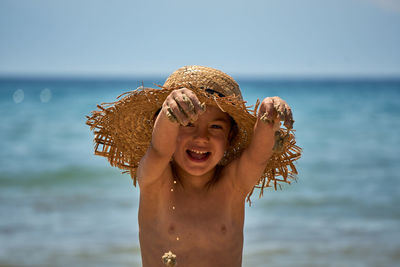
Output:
[87,66,301,267]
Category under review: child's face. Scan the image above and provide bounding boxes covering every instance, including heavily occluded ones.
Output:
[173,105,231,177]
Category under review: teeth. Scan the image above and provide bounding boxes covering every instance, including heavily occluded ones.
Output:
[190,149,208,154]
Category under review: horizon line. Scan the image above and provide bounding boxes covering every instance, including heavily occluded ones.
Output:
[1,73,400,82]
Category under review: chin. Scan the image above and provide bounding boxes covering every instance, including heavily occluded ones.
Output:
[185,166,216,177]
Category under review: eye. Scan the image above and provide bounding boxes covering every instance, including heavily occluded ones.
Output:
[210,124,223,129]
[185,122,195,127]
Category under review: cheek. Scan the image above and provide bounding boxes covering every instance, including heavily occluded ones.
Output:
[214,134,229,151]
[176,130,191,143]
[174,136,186,155]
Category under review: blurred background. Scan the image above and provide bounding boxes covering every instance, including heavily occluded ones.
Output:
[1,0,399,266]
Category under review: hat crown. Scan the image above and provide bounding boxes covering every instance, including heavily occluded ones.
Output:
[163,65,243,99]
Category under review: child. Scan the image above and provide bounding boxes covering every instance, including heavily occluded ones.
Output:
[87,65,301,266]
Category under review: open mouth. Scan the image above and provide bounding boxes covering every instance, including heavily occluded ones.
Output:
[186,149,211,161]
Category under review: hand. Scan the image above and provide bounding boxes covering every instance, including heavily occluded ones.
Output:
[258,97,294,152]
[259,96,294,129]
[162,88,206,126]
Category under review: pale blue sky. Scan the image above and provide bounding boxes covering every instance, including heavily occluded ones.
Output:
[1,0,399,78]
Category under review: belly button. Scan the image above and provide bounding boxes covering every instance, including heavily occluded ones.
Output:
[220,224,227,235]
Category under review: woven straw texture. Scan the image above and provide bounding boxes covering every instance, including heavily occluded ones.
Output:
[86,66,301,199]
[164,65,243,99]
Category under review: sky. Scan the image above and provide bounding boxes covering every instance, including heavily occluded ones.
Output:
[0,0,400,78]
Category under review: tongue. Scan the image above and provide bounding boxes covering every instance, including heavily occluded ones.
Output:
[188,151,208,160]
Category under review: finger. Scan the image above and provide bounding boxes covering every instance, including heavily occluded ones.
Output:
[165,108,178,123]
[182,89,206,115]
[283,107,294,129]
[173,94,196,122]
[273,102,286,121]
[260,112,273,124]
[271,97,290,122]
[258,97,273,114]
[276,100,294,129]
[259,98,276,124]
[182,94,206,123]
[167,101,189,125]
[162,99,179,124]
[182,94,195,113]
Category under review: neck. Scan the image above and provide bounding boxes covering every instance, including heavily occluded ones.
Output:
[171,162,219,191]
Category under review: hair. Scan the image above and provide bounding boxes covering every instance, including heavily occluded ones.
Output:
[228,115,238,146]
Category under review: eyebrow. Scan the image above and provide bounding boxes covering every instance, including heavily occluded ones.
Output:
[210,118,230,124]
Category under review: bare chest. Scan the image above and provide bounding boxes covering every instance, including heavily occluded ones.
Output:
[166,190,239,243]
[138,183,245,266]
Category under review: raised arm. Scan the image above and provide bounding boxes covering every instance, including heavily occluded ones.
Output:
[137,88,205,189]
[230,96,294,195]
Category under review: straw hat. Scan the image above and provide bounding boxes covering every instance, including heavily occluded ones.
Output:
[86,65,301,200]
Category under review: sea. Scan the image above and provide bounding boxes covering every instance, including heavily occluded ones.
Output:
[0,77,399,267]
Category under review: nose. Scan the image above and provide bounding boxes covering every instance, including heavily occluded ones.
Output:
[193,126,209,142]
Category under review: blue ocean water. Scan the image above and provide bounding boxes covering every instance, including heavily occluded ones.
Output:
[0,77,399,267]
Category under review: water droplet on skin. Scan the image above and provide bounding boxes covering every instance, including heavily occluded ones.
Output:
[172,206,175,210]
[170,188,174,192]
[176,237,179,241]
